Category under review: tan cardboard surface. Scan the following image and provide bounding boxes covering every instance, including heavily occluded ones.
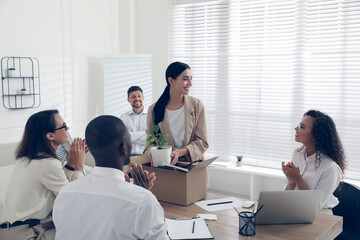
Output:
[143,157,218,205]
[190,157,217,171]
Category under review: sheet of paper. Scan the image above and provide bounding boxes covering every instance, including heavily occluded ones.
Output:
[195,197,243,212]
[197,214,218,221]
[166,218,214,240]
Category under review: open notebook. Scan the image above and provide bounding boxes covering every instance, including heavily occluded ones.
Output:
[166,218,214,239]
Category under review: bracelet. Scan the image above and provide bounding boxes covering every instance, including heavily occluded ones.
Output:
[64,164,75,171]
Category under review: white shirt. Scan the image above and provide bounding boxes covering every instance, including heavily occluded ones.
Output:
[166,106,185,149]
[2,157,83,224]
[53,167,169,240]
[120,107,147,155]
[290,147,342,210]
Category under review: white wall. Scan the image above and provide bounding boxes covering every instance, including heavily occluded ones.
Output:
[136,0,172,100]
[0,0,170,146]
[0,0,172,167]
[208,167,286,200]
[0,0,120,147]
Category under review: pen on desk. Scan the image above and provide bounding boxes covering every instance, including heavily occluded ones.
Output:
[207,201,233,206]
[192,220,195,233]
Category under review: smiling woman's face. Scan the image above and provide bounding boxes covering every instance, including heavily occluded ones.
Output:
[295,115,315,146]
[169,68,192,95]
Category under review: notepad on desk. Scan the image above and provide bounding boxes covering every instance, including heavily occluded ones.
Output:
[166,218,214,239]
[195,197,243,212]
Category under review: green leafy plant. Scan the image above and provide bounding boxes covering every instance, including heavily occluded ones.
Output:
[236,155,243,162]
[21,88,26,91]
[146,125,168,149]
[8,67,15,70]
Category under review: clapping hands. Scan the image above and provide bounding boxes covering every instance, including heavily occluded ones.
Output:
[66,137,86,171]
[281,161,300,184]
[125,164,156,190]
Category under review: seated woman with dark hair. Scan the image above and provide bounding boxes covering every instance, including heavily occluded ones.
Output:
[0,110,86,240]
[282,110,346,213]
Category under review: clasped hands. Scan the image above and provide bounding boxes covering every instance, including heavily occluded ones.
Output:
[281,161,301,184]
[65,138,89,171]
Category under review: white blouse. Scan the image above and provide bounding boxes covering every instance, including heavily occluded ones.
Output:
[290,147,342,210]
[166,106,185,149]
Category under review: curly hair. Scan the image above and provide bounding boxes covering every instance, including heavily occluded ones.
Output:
[304,110,346,172]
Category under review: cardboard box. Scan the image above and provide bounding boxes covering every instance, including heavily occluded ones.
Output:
[142,157,217,206]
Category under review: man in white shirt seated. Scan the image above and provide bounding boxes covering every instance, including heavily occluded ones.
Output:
[52,115,169,240]
[120,86,147,155]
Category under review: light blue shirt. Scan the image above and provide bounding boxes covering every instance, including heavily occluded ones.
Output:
[120,107,147,154]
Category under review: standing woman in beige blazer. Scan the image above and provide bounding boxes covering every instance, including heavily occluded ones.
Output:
[0,110,85,240]
[144,62,209,165]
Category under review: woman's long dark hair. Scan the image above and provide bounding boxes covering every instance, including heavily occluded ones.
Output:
[153,62,191,125]
[16,109,59,160]
[304,110,346,172]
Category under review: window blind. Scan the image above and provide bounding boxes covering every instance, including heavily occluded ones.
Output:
[171,0,360,180]
[103,56,152,117]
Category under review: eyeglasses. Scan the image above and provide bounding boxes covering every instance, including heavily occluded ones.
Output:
[54,122,67,132]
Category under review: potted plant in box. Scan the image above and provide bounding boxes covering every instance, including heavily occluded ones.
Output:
[146,125,172,167]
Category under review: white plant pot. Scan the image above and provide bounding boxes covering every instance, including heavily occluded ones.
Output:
[150,146,172,167]
[237,161,243,167]
[17,89,27,95]
[7,70,15,77]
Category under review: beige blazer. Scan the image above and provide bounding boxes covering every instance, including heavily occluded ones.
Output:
[144,95,209,161]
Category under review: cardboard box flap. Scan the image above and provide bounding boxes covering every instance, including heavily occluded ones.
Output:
[190,156,218,172]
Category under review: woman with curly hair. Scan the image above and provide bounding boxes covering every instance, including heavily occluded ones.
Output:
[281,110,346,213]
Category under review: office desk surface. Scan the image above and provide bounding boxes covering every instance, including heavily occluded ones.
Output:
[161,192,343,240]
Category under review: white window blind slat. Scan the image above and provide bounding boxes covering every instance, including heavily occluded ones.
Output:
[171,0,360,180]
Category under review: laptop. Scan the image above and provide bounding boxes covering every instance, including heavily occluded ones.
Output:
[256,190,321,225]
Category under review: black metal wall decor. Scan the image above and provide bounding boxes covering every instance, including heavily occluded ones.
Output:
[1,56,41,109]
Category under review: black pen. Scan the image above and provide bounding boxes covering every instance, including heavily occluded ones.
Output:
[192,220,195,233]
[207,201,233,206]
